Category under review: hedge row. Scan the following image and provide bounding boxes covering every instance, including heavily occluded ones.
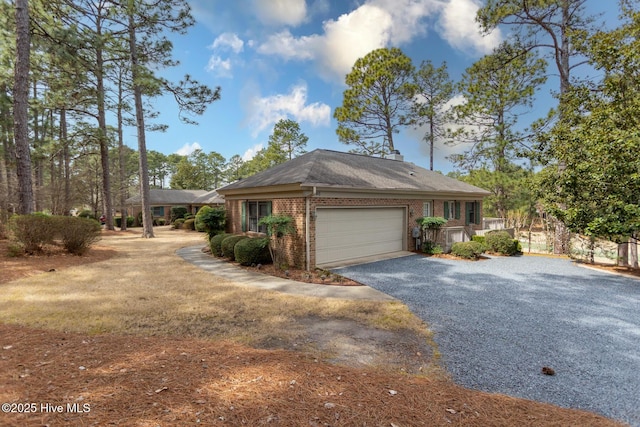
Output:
[8,214,101,255]
[472,231,520,256]
[451,241,484,259]
[209,234,272,265]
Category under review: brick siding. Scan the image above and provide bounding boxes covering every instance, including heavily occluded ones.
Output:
[226,196,484,270]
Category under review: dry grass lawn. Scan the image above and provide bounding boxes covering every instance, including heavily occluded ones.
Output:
[0,227,625,426]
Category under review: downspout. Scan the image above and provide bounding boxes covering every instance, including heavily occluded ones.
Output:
[305,186,316,271]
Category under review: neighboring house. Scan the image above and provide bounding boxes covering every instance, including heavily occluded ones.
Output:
[125,189,224,223]
[217,149,491,270]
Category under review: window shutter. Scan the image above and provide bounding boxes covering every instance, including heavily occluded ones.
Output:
[465,202,471,226]
[455,201,461,220]
[475,201,481,225]
[241,201,247,232]
[266,201,272,216]
[443,201,449,219]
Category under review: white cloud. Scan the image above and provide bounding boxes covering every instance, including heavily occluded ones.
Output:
[437,0,501,55]
[207,33,245,78]
[246,82,331,137]
[210,32,244,53]
[255,0,501,82]
[176,142,202,156]
[316,4,393,80]
[253,0,307,26]
[257,30,319,61]
[242,143,264,161]
[206,56,233,78]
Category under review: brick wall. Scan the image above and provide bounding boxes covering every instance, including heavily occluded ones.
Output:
[224,198,306,268]
[225,196,485,270]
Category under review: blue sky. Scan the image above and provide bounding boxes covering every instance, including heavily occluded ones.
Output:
[136,0,620,175]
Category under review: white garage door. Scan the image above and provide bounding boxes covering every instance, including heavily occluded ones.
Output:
[315,207,405,266]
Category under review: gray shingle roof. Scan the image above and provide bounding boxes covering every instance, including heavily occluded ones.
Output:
[126,189,211,205]
[219,149,490,196]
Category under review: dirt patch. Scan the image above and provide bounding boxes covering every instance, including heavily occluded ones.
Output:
[0,240,117,285]
[292,316,438,376]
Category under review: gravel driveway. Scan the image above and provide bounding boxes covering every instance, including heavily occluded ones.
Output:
[335,254,640,426]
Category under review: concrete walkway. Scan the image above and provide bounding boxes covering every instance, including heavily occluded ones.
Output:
[176,245,396,301]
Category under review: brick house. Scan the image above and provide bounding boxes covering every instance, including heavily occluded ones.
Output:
[126,189,224,224]
[217,149,490,270]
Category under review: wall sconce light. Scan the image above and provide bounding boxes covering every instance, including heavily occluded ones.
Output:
[409,208,414,217]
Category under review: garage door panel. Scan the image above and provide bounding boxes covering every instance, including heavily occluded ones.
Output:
[316,208,405,265]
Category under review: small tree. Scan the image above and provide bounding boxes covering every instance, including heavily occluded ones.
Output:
[417,216,447,254]
[258,215,295,269]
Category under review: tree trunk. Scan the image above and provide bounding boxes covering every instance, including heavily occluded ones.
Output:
[14,0,33,215]
[630,233,638,269]
[128,13,154,238]
[617,238,629,267]
[117,68,127,231]
[95,14,114,230]
[60,108,71,215]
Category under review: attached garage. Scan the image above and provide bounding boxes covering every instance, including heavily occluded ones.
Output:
[315,207,406,266]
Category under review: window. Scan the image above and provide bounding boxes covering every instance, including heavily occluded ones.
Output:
[151,206,165,217]
[466,201,481,225]
[242,201,272,233]
[443,201,460,220]
[423,202,432,217]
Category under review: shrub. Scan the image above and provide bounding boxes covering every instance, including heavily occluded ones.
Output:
[451,241,484,259]
[170,206,188,223]
[422,241,443,255]
[173,218,185,229]
[8,213,57,253]
[55,216,101,255]
[196,206,226,237]
[485,231,519,256]
[114,216,135,228]
[183,218,196,230]
[156,218,166,226]
[471,235,486,245]
[221,235,249,260]
[234,237,272,266]
[209,233,229,256]
[77,210,96,220]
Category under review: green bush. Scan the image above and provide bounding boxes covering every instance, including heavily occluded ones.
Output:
[8,213,57,253]
[221,235,249,260]
[183,218,196,230]
[196,206,226,237]
[485,231,519,256]
[234,237,272,266]
[77,210,96,220]
[209,233,229,256]
[55,216,101,255]
[170,206,188,223]
[422,241,443,254]
[451,241,485,259]
[114,216,134,228]
[417,216,447,229]
[156,218,166,226]
[471,235,486,245]
[173,218,185,229]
